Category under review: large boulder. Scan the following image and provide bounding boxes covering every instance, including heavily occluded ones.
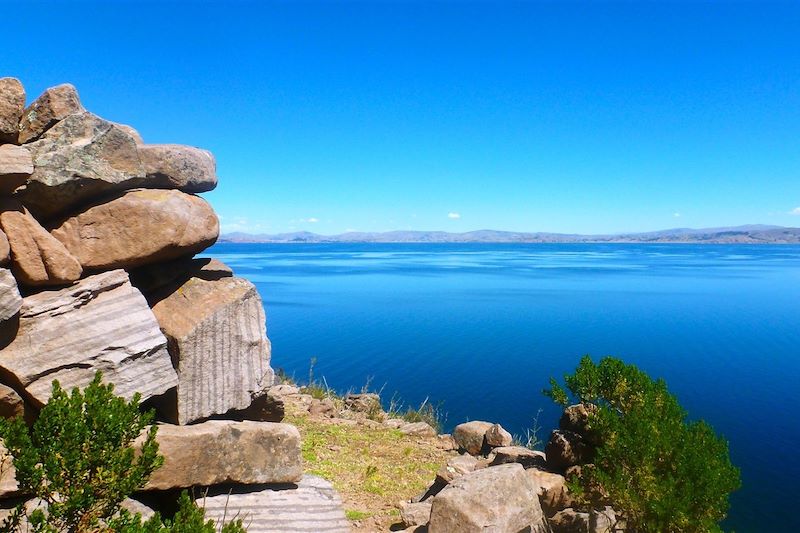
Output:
[0,198,82,287]
[490,446,547,469]
[138,144,217,193]
[0,144,33,194]
[545,430,592,472]
[51,188,218,270]
[485,423,513,448]
[200,475,349,533]
[435,453,480,484]
[17,83,84,144]
[0,270,177,406]
[428,463,547,533]
[453,420,494,455]
[0,78,25,144]
[19,111,146,219]
[142,421,302,490]
[144,259,273,424]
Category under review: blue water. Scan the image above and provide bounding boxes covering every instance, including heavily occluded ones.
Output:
[205,243,800,532]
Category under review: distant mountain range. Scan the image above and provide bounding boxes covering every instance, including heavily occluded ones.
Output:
[219,225,800,244]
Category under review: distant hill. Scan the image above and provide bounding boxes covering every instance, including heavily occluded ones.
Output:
[219,225,800,244]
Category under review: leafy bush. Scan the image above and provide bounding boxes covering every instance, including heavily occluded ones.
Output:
[545,356,741,533]
[0,373,245,533]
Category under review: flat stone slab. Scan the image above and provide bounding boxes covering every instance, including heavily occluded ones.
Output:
[143,421,302,490]
[201,475,349,533]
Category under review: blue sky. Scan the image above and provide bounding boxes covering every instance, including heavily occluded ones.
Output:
[4,1,800,234]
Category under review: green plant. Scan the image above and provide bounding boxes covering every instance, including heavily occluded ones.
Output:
[0,373,246,533]
[545,355,741,533]
[387,396,445,433]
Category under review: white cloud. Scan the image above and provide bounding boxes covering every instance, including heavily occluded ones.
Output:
[790,207,800,216]
[307,217,319,223]
[297,217,320,223]
[673,212,681,218]
[447,212,461,219]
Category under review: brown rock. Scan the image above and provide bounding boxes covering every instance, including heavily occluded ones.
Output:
[309,397,337,418]
[344,392,381,413]
[435,453,479,484]
[549,508,589,533]
[435,434,457,451]
[428,463,547,533]
[0,78,25,144]
[400,501,432,528]
[560,403,600,444]
[485,423,513,448]
[17,83,84,144]
[452,420,493,455]
[51,189,218,270]
[0,441,21,498]
[399,421,437,438]
[144,258,272,425]
[142,421,302,490]
[0,383,26,421]
[138,144,217,193]
[113,123,144,144]
[20,111,145,219]
[0,144,33,194]
[0,229,9,266]
[0,198,82,287]
[545,430,592,473]
[0,269,21,323]
[490,446,548,469]
[0,270,177,406]
[527,469,573,516]
[225,387,285,422]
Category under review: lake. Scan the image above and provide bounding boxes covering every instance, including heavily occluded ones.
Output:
[205,242,800,532]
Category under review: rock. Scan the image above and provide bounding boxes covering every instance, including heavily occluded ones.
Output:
[18,83,84,144]
[309,397,337,418]
[270,383,300,396]
[428,463,547,533]
[435,434,458,451]
[399,421,437,438]
[0,270,177,406]
[435,453,479,484]
[549,508,589,533]
[527,470,573,516]
[545,430,592,472]
[452,420,493,455]
[144,258,272,425]
[0,78,25,144]
[490,446,548,469]
[113,123,144,144]
[0,442,20,498]
[485,423,513,448]
[200,475,349,533]
[0,198,82,287]
[51,188,219,270]
[343,392,381,413]
[400,501,432,528]
[225,387,285,423]
[0,269,21,323]
[142,421,302,490]
[0,229,9,265]
[20,111,145,219]
[560,403,600,444]
[0,383,26,421]
[385,418,405,429]
[138,144,217,193]
[0,144,33,194]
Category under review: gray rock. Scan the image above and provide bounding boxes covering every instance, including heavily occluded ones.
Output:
[19,111,146,219]
[0,229,8,266]
[343,392,381,413]
[490,446,547,469]
[0,269,21,324]
[145,259,272,425]
[452,420,493,455]
[549,508,589,533]
[527,469,573,516]
[399,421,437,438]
[143,421,302,490]
[0,270,178,406]
[309,397,337,418]
[113,123,144,144]
[138,144,217,193]
[0,144,33,194]
[18,83,84,144]
[485,423,513,448]
[385,418,406,429]
[400,501,432,527]
[200,475,348,533]
[0,441,20,498]
[0,78,25,144]
[545,430,592,473]
[435,453,479,484]
[428,463,547,533]
[225,387,285,423]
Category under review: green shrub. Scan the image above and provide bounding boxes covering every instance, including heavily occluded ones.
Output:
[0,373,246,533]
[545,355,741,533]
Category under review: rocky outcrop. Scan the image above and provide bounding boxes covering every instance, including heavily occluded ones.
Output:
[51,188,218,270]
[0,145,33,194]
[138,144,217,193]
[0,198,82,286]
[17,83,84,144]
[485,422,513,447]
[0,270,177,406]
[490,445,547,469]
[452,420,494,455]
[546,429,593,472]
[527,469,573,516]
[146,259,273,424]
[0,78,24,144]
[428,463,547,533]
[201,476,349,533]
[142,421,302,490]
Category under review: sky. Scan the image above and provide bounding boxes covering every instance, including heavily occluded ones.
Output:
[3,0,800,235]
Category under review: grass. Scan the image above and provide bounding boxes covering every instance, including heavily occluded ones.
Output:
[285,408,452,531]
[387,395,446,433]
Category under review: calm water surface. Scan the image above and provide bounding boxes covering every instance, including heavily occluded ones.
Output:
[206,243,800,532]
